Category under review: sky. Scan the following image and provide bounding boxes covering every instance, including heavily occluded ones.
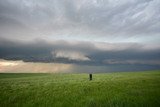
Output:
[0,0,160,73]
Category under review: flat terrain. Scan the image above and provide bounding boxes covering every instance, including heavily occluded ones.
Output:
[0,71,160,107]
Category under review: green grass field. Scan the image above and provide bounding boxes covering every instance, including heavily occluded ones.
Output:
[0,71,160,107]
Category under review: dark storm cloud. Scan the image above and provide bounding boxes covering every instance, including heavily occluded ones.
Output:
[0,0,160,71]
[0,38,160,67]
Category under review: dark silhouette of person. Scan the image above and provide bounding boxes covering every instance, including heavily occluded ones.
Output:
[89,74,92,80]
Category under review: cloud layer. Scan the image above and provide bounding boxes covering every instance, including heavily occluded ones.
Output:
[0,0,160,42]
[0,38,160,67]
[0,0,160,72]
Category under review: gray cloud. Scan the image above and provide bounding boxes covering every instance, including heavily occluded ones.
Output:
[0,38,160,67]
[0,0,160,72]
[0,0,160,41]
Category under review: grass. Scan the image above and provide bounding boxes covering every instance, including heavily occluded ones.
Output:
[0,70,160,107]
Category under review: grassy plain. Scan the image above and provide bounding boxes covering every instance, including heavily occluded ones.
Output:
[0,71,160,107]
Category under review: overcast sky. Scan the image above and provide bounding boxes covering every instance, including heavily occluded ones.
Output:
[0,0,160,73]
